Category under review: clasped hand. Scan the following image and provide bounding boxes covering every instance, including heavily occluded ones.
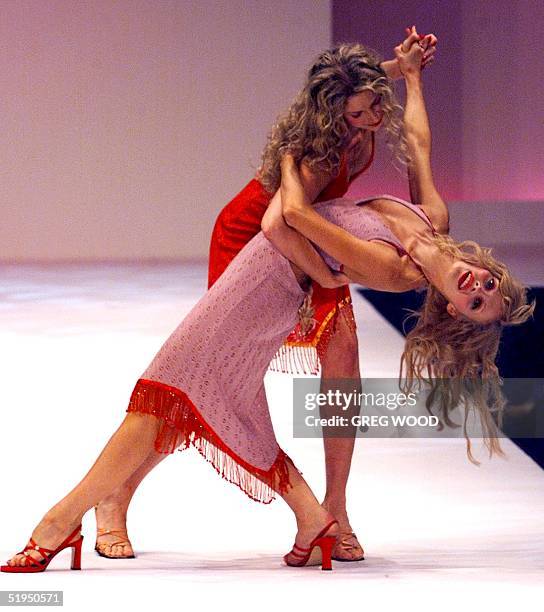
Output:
[395,25,438,76]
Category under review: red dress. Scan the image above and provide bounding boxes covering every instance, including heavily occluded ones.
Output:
[208,137,374,375]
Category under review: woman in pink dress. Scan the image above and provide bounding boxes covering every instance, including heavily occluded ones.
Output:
[2,37,533,573]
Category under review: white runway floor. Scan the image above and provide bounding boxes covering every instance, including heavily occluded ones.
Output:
[1,262,543,610]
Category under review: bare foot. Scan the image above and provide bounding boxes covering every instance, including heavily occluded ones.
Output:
[4,510,81,568]
[284,508,339,567]
[321,500,364,561]
[94,497,135,559]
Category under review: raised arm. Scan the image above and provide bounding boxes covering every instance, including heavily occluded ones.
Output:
[349,28,437,180]
[395,32,449,233]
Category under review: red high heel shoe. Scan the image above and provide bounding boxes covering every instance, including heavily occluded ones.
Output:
[1,524,83,573]
[283,519,338,571]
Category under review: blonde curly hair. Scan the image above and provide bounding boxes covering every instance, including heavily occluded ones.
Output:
[257,42,407,194]
[399,234,536,464]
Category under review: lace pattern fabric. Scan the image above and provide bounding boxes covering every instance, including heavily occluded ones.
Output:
[127,232,307,502]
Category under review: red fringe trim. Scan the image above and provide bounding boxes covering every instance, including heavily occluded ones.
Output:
[268,297,357,376]
[267,343,320,376]
[126,378,292,504]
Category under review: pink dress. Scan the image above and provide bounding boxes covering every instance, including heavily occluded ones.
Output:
[126,195,433,503]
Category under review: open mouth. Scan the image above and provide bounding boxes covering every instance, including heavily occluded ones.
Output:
[458,270,474,291]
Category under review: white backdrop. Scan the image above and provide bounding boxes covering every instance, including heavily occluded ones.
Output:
[0,0,331,261]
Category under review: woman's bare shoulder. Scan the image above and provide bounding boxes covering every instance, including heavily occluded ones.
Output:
[418,203,450,234]
[299,158,334,201]
[395,253,427,291]
[367,241,427,292]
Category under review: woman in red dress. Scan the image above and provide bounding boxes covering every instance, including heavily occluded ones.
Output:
[92,29,437,562]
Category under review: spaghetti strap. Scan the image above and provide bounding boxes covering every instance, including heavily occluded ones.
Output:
[355,193,437,233]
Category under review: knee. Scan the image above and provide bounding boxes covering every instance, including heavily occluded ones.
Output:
[123,412,161,437]
[320,313,360,376]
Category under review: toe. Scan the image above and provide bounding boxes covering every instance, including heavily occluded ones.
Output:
[284,550,303,566]
[117,544,132,557]
[98,543,110,556]
[283,551,295,565]
[343,550,360,561]
[332,533,364,561]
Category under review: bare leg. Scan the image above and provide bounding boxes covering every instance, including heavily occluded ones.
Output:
[5,410,336,568]
[119,443,340,563]
[92,336,362,560]
[319,311,365,561]
[278,460,339,565]
[278,153,363,558]
[93,448,167,557]
[92,319,363,562]
[5,413,161,567]
[98,449,339,563]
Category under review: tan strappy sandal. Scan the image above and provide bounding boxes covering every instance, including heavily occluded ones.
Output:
[95,527,135,559]
[94,505,135,559]
[331,531,365,562]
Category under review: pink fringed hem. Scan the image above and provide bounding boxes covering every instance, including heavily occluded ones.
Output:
[126,378,292,504]
[268,297,357,376]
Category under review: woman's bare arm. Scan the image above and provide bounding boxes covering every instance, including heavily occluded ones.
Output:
[284,202,424,291]
[278,155,425,292]
[344,250,425,292]
[261,162,348,289]
[396,41,449,233]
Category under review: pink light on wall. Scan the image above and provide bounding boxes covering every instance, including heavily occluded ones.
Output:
[460,1,544,201]
[334,0,544,203]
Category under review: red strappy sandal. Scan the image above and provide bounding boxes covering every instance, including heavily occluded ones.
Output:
[1,524,83,573]
[283,519,338,571]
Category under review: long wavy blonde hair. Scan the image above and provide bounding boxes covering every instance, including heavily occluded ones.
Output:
[257,42,407,194]
[400,234,535,464]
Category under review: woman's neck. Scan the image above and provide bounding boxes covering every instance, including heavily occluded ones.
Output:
[404,229,452,293]
[346,127,369,151]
